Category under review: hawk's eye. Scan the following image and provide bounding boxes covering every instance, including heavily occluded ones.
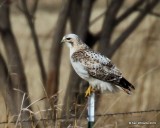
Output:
[66,37,71,40]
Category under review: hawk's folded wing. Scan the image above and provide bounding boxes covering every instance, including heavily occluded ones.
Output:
[71,49,135,93]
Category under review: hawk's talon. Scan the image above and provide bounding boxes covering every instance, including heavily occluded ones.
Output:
[85,85,94,97]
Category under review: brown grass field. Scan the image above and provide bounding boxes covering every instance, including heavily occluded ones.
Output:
[0,1,160,127]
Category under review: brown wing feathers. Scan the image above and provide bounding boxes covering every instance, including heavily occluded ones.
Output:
[72,49,135,94]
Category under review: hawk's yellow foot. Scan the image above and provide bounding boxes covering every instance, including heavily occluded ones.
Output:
[85,85,94,97]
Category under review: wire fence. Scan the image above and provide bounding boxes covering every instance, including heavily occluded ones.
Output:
[0,109,160,125]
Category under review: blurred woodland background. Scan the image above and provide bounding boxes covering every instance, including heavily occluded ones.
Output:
[0,0,160,127]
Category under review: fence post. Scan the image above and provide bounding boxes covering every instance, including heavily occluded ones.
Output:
[88,93,95,128]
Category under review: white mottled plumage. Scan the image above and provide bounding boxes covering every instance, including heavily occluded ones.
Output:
[61,34,135,94]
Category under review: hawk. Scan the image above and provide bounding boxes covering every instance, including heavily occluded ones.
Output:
[61,34,135,97]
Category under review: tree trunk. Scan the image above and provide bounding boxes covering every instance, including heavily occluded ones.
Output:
[0,1,32,127]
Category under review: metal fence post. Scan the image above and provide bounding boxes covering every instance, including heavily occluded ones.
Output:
[88,93,95,128]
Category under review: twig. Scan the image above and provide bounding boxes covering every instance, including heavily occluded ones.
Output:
[25,97,46,109]
[13,88,25,94]
[90,9,106,26]
[15,93,26,127]
[137,8,160,18]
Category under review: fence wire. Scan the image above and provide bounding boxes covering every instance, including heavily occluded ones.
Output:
[0,109,160,125]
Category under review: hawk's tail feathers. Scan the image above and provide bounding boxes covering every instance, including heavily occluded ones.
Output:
[119,77,135,95]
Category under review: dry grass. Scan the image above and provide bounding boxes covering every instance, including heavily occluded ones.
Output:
[0,1,160,127]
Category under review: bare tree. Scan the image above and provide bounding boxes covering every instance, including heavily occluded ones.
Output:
[47,0,72,98]
[0,1,32,127]
[62,0,95,121]
[46,0,73,125]
[0,0,159,127]
[59,0,159,125]
[0,53,17,115]
[99,0,124,54]
[19,0,46,85]
[106,0,158,57]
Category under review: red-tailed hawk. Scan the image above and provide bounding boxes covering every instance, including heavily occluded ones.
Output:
[61,34,135,96]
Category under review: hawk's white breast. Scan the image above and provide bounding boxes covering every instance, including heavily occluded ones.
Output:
[70,58,89,80]
[70,56,119,93]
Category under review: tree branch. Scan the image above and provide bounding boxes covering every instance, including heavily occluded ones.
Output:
[62,0,94,123]
[69,0,97,47]
[30,0,39,15]
[99,0,124,55]
[20,0,46,85]
[0,53,18,115]
[116,0,145,25]
[77,0,94,39]
[0,1,32,127]
[107,0,159,58]
[47,0,72,97]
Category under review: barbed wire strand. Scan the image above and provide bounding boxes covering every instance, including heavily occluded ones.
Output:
[0,109,160,125]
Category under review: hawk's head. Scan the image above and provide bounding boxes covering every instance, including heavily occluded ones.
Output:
[61,34,89,50]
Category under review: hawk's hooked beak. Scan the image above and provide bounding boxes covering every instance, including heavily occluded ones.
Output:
[61,37,65,44]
